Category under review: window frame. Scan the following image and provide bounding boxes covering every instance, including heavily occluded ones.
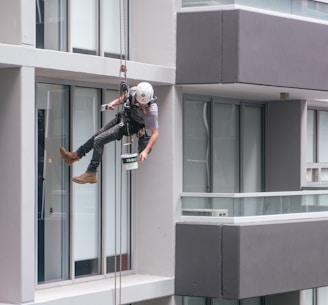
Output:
[306,107,328,187]
[36,0,129,59]
[36,81,133,287]
[182,95,265,194]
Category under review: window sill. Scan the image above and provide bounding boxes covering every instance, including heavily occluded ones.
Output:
[32,274,174,305]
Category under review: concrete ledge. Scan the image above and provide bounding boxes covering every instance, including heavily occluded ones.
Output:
[31,274,174,305]
[0,43,175,86]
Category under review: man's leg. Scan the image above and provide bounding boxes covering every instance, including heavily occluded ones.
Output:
[60,115,120,166]
[72,120,126,184]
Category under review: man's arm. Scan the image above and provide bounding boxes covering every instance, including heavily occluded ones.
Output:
[107,95,125,110]
[139,128,159,162]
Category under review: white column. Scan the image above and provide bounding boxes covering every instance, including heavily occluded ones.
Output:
[134,86,183,277]
[0,66,35,303]
[21,66,36,302]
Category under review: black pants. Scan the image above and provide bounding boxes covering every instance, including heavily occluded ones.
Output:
[77,113,142,172]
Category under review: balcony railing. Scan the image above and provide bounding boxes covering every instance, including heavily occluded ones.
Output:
[181,190,328,222]
[181,1,328,22]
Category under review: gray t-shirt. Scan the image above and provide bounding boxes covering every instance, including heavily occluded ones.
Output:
[129,87,159,130]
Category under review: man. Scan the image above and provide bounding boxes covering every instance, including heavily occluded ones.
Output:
[60,82,159,184]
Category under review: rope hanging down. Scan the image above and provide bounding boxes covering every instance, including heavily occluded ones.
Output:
[115,2,128,305]
[119,0,128,82]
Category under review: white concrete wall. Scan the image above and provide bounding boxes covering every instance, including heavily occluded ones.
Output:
[0,0,21,44]
[0,67,35,303]
[0,0,34,45]
[21,0,35,45]
[129,0,177,67]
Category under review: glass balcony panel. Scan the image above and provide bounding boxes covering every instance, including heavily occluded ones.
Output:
[182,0,233,8]
[236,0,292,14]
[181,0,328,21]
[181,192,328,217]
[321,168,328,183]
[181,197,212,216]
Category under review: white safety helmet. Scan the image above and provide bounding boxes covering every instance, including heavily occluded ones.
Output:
[136,82,154,105]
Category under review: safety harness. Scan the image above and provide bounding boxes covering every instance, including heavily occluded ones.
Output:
[116,83,157,153]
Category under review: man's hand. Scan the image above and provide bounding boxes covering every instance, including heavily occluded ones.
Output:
[107,101,116,110]
[139,150,148,163]
[138,129,158,163]
[108,96,125,110]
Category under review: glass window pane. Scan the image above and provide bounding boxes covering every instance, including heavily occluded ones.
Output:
[212,298,238,305]
[183,98,264,194]
[240,297,262,305]
[103,0,128,57]
[36,0,67,51]
[212,102,239,193]
[307,109,315,163]
[71,0,98,54]
[242,106,263,192]
[321,168,328,182]
[103,90,131,273]
[300,289,313,305]
[36,83,70,283]
[72,87,101,277]
[183,297,207,305]
[183,99,210,192]
[318,287,328,305]
[292,0,328,21]
[318,111,328,162]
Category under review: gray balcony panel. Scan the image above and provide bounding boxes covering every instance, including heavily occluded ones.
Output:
[176,9,328,91]
[176,11,222,84]
[222,219,328,299]
[175,222,222,298]
[176,218,328,299]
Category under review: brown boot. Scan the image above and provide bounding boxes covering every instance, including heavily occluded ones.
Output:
[72,171,97,184]
[59,147,80,166]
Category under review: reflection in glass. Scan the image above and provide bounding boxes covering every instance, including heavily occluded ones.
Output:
[103,0,129,58]
[181,0,328,21]
[307,109,315,163]
[212,102,239,193]
[36,0,67,51]
[317,287,328,305]
[318,111,328,162]
[183,100,210,192]
[71,0,98,54]
[72,87,101,277]
[36,83,70,283]
[182,194,328,217]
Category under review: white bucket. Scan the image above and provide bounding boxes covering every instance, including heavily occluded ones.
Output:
[121,153,138,170]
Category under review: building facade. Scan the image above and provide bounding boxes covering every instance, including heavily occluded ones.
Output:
[1,1,328,305]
